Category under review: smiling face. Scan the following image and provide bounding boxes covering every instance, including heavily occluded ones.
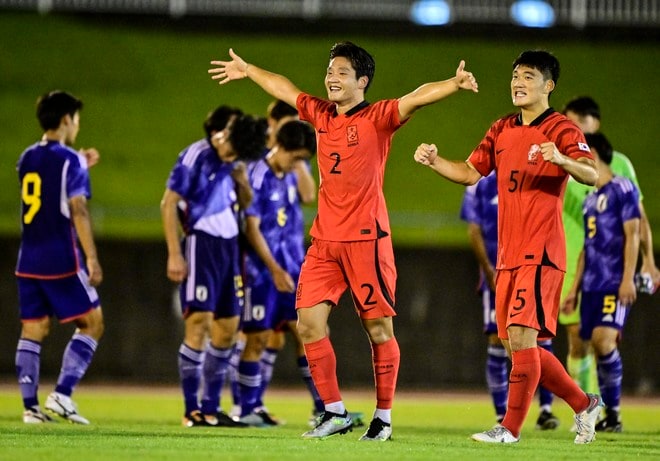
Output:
[324,56,367,107]
[511,64,554,110]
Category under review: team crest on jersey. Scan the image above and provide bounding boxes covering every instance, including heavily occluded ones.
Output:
[347,125,359,146]
[527,144,540,164]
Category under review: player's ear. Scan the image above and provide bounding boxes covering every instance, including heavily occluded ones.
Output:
[358,75,369,90]
[544,79,555,94]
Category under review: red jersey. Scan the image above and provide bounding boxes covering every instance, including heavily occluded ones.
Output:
[297,93,406,241]
[468,109,593,271]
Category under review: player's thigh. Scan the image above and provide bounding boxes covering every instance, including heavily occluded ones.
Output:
[342,238,397,319]
[296,240,347,309]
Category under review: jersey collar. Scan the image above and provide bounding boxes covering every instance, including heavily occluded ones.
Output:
[516,107,555,126]
[334,100,370,117]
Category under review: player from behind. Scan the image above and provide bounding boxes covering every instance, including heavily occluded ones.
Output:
[414,50,603,444]
[460,172,560,430]
[15,90,104,425]
[237,120,317,426]
[562,133,641,433]
[209,41,478,440]
[161,107,266,428]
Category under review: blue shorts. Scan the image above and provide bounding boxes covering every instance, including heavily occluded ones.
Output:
[242,258,300,332]
[17,271,100,323]
[579,290,630,340]
[180,232,243,319]
[481,287,497,335]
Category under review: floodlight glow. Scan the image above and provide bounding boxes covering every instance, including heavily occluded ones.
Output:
[410,0,451,26]
[510,0,555,28]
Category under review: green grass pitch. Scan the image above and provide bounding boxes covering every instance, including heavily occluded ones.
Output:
[0,386,658,460]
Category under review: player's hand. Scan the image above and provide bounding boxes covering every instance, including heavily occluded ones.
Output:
[271,266,295,293]
[561,290,577,315]
[540,142,566,165]
[86,257,103,286]
[167,253,188,283]
[80,148,100,168]
[619,280,637,306]
[209,48,249,84]
[455,60,479,93]
[414,143,438,166]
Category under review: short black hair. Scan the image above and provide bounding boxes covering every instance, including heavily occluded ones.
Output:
[204,105,243,137]
[513,50,560,90]
[584,132,613,165]
[267,100,298,122]
[276,120,316,157]
[563,96,601,120]
[228,115,268,162]
[329,41,375,93]
[36,90,83,131]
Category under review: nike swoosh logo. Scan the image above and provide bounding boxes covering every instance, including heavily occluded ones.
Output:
[509,312,522,318]
[496,148,505,155]
[318,129,328,133]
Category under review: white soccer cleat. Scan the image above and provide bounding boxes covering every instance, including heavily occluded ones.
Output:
[23,406,56,424]
[471,424,520,443]
[45,392,90,425]
[574,393,604,444]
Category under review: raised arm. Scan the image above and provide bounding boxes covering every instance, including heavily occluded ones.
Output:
[398,60,479,121]
[414,143,482,186]
[209,48,302,109]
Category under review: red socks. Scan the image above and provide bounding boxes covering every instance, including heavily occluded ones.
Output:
[303,336,341,404]
[538,346,590,412]
[501,347,540,437]
[372,338,400,410]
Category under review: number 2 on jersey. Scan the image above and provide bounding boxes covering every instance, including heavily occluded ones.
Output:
[22,172,42,224]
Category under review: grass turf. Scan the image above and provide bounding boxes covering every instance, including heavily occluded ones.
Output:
[0,386,658,460]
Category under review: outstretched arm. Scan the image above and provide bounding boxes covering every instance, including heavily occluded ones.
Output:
[398,60,478,121]
[414,143,482,186]
[209,48,302,109]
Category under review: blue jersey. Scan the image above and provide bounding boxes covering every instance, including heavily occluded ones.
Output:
[16,140,91,278]
[284,162,309,267]
[166,138,239,238]
[244,158,300,277]
[582,176,640,292]
[460,172,498,292]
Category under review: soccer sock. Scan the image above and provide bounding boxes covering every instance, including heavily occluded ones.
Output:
[54,333,98,397]
[297,355,324,413]
[16,339,41,409]
[486,344,509,419]
[501,347,540,438]
[567,354,599,394]
[303,336,342,407]
[372,337,400,411]
[238,360,261,416]
[374,408,392,425]
[200,344,233,415]
[228,339,245,408]
[537,340,554,409]
[178,343,204,414]
[255,347,279,409]
[538,346,589,413]
[597,349,623,410]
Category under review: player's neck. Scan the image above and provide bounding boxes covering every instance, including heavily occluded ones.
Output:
[519,102,549,125]
[41,129,66,144]
[596,166,613,188]
[334,96,365,115]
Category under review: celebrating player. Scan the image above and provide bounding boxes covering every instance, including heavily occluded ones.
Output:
[209,41,478,440]
[414,50,603,444]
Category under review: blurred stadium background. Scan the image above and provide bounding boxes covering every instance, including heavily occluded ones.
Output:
[0,1,658,394]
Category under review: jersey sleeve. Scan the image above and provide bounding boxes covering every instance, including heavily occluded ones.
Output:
[166,153,193,198]
[468,120,500,177]
[558,124,593,161]
[611,151,643,200]
[66,154,91,200]
[620,179,642,223]
[296,93,330,126]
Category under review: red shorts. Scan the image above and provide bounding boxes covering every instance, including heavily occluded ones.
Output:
[295,238,397,320]
[495,265,564,340]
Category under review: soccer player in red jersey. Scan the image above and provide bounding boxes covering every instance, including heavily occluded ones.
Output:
[209,41,478,440]
[414,50,604,444]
